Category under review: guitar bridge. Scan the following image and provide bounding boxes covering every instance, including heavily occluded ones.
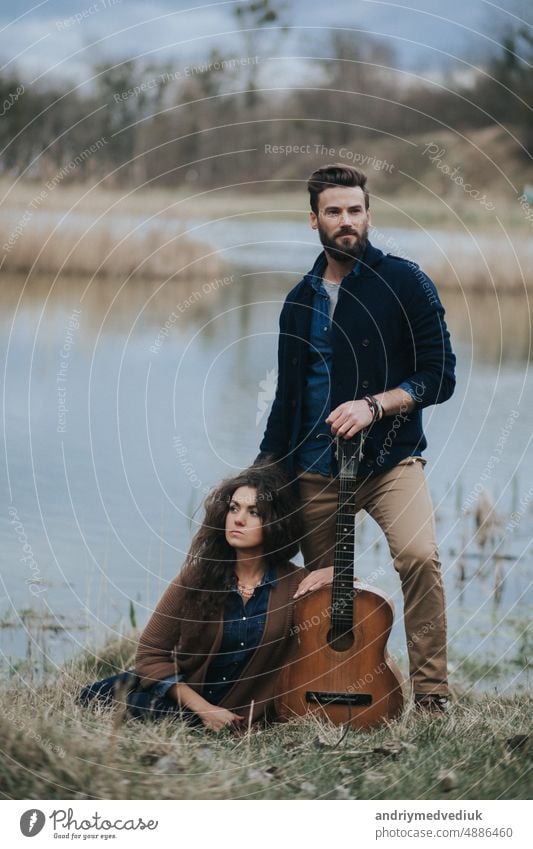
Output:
[305,691,372,707]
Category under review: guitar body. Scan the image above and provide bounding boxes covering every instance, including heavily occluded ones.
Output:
[275,583,404,729]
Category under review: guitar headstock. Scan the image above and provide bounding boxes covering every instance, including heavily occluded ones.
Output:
[335,432,365,480]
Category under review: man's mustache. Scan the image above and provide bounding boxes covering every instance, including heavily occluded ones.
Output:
[335,229,358,237]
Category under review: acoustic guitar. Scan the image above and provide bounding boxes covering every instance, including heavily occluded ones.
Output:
[275,432,404,729]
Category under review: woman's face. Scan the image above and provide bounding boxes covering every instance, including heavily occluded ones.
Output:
[225,486,264,552]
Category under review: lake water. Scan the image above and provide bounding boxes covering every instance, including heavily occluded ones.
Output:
[1,220,531,692]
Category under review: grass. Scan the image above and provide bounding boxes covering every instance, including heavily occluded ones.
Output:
[1,173,531,286]
[425,252,532,294]
[1,636,531,800]
[0,212,226,281]
[1,177,531,229]
[1,193,530,292]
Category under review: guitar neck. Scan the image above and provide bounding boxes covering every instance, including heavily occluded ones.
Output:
[330,433,365,630]
[331,476,358,628]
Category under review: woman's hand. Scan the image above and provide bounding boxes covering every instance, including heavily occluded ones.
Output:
[171,682,245,732]
[197,705,245,732]
[293,566,334,599]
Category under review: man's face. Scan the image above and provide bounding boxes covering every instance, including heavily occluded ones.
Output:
[310,185,371,262]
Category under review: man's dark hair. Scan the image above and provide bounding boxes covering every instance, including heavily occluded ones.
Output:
[307,164,369,214]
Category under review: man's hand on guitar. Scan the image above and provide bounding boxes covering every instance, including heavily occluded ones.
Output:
[293,566,334,599]
[326,400,373,438]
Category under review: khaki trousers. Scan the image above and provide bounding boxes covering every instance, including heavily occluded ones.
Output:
[296,457,448,696]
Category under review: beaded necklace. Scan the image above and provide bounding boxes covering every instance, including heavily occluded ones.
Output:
[236,580,262,599]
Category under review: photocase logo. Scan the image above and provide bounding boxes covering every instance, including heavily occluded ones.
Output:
[20,809,46,837]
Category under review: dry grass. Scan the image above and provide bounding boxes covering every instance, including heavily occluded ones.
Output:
[0,636,531,800]
[426,250,533,294]
[0,213,224,281]
[1,178,530,286]
[0,179,305,220]
[1,177,530,228]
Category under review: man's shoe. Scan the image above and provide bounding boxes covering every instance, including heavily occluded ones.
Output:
[414,694,449,715]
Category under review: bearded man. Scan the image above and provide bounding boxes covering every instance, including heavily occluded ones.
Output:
[256,164,456,713]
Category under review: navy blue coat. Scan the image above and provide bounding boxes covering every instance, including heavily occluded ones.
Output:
[257,242,456,478]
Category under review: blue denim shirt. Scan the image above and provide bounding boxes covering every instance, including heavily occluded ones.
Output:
[294,254,362,476]
[151,566,276,705]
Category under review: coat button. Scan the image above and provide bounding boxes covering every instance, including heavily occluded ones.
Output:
[362,380,369,389]
[291,357,298,365]
[291,399,297,408]
[362,338,370,347]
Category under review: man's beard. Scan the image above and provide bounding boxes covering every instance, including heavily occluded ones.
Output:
[318,222,369,263]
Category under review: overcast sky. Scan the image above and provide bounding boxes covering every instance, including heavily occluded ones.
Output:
[0,0,530,87]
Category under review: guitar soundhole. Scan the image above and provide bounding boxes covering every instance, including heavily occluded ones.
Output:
[327,627,354,652]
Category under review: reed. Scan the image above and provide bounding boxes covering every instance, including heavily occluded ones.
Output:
[426,249,533,294]
[0,215,224,281]
[0,180,530,290]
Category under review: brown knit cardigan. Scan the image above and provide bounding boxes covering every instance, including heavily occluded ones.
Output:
[135,560,307,723]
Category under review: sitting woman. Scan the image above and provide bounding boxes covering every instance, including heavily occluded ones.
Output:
[80,464,332,731]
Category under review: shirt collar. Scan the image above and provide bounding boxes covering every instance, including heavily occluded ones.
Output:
[262,564,278,587]
[307,247,365,293]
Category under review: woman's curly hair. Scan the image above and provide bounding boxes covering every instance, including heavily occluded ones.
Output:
[175,462,302,625]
